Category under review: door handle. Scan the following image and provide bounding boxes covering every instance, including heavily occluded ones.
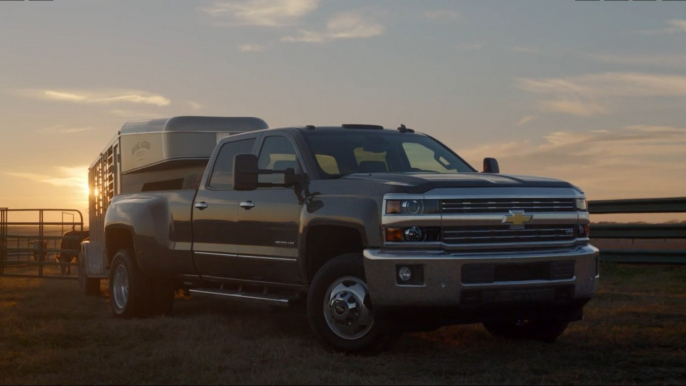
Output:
[240,201,255,209]
[194,202,208,210]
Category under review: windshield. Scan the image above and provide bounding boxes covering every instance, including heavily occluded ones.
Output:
[302,131,475,179]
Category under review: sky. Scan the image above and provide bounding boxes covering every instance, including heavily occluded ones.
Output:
[0,0,685,223]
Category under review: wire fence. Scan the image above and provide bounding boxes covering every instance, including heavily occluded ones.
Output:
[0,208,86,280]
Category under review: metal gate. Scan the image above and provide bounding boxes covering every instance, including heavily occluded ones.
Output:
[0,208,86,280]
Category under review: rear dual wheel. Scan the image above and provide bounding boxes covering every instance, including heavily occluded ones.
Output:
[108,249,175,318]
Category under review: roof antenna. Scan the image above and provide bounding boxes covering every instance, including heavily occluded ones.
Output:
[397,124,414,133]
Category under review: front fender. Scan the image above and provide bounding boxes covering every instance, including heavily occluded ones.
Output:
[298,194,382,280]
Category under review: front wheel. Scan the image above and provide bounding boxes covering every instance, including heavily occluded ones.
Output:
[483,318,569,342]
[307,253,399,354]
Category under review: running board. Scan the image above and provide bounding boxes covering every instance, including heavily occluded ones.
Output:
[188,288,295,307]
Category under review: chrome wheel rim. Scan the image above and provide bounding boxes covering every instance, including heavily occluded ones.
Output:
[323,276,374,340]
[112,265,129,311]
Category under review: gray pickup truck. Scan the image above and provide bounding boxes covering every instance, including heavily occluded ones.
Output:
[80,117,598,353]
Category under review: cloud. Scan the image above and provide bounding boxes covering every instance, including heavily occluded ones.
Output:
[517,72,686,97]
[538,100,608,117]
[636,19,686,35]
[188,101,203,111]
[238,44,267,52]
[456,125,686,200]
[38,125,94,134]
[516,115,536,127]
[6,166,88,195]
[281,12,383,43]
[281,30,327,43]
[516,72,686,116]
[668,19,686,33]
[24,89,171,107]
[424,9,461,22]
[43,91,86,102]
[201,0,319,27]
[511,46,538,54]
[109,109,162,119]
[584,52,686,68]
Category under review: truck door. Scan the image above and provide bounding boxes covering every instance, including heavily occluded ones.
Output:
[236,134,304,285]
[191,138,256,279]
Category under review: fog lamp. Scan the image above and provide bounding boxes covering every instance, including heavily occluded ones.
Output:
[398,266,412,282]
[404,227,425,241]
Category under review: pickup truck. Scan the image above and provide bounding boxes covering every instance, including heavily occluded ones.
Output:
[92,119,598,353]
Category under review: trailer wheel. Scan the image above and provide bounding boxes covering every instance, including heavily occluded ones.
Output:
[307,253,399,354]
[108,249,152,318]
[78,251,100,297]
[483,319,569,342]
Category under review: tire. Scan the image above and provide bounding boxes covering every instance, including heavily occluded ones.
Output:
[78,252,100,297]
[307,253,399,354]
[483,318,569,342]
[108,249,153,318]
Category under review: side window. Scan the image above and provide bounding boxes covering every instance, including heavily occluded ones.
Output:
[208,139,255,189]
[258,136,298,184]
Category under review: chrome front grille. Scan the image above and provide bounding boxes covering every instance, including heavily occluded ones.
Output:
[441,198,576,214]
[442,225,576,245]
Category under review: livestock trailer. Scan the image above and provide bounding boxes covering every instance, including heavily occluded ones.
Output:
[79,116,268,287]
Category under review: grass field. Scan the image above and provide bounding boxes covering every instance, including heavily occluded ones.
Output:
[1,263,685,385]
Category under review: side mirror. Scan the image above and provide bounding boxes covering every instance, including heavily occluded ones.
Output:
[483,157,500,173]
[233,153,300,191]
[234,154,259,191]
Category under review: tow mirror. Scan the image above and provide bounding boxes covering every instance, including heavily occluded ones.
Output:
[483,157,500,173]
[233,153,299,191]
[234,154,259,191]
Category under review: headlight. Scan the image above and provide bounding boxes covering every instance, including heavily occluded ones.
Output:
[385,199,439,214]
[576,198,588,211]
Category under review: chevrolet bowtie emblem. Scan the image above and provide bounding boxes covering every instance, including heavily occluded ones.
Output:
[502,211,533,227]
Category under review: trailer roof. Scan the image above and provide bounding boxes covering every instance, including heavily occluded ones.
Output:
[120,116,268,134]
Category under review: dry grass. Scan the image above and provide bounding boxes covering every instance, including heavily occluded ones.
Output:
[1,264,685,385]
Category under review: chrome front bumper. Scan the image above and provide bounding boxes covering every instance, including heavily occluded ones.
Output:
[363,245,599,307]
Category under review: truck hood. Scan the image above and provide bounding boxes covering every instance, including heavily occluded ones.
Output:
[340,172,579,194]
